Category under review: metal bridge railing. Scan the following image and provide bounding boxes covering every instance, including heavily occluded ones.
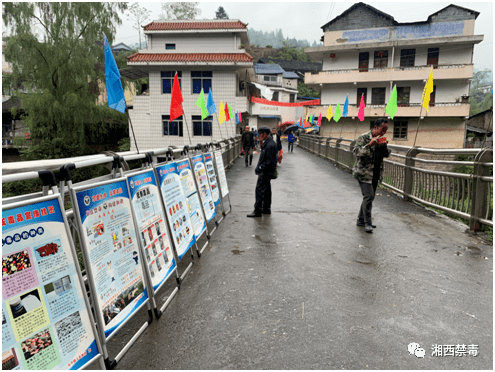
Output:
[298,134,493,230]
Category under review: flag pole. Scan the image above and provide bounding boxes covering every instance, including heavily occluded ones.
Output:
[214,112,225,140]
[127,112,140,153]
[412,106,424,148]
[181,107,193,147]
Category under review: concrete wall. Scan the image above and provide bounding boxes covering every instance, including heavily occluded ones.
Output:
[319,117,466,148]
[148,33,239,53]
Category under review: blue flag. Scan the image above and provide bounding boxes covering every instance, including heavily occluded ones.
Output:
[103,33,126,114]
[235,111,239,125]
[343,94,349,117]
[207,90,216,115]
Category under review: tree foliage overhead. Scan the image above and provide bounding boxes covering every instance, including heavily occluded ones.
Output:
[215,6,229,19]
[469,69,493,116]
[248,28,321,49]
[3,2,128,160]
[127,2,151,49]
[159,2,201,20]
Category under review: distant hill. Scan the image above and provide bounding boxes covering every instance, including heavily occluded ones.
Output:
[248,28,321,49]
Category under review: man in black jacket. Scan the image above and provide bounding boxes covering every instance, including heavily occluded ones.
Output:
[241,125,255,167]
[247,127,278,217]
[271,127,282,152]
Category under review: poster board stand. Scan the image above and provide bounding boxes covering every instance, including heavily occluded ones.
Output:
[212,147,232,217]
[2,171,106,370]
[60,160,154,370]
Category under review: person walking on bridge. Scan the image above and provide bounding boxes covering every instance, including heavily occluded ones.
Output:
[247,127,278,217]
[242,125,255,167]
[287,131,296,152]
[352,118,391,233]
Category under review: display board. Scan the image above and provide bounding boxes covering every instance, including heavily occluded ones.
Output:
[2,195,101,370]
[213,150,229,198]
[126,170,176,293]
[175,159,207,240]
[191,155,217,222]
[155,162,197,260]
[202,153,220,206]
[72,179,149,340]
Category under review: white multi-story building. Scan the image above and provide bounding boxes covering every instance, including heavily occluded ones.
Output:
[127,20,254,150]
[304,3,483,148]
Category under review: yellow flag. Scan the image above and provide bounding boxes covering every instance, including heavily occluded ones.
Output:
[422,67,434,112]
[306,114,308,122]
[326,105,333,121]
[219,100,226,124]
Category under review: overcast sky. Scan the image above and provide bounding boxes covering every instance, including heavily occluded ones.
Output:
[116,1,494,71]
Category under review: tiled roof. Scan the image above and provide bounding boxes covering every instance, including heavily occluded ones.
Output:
[254,63,285,75]
[282,71,299,79]
[127,53,253,63]
[258,58,322,73]
[143,20,248,31]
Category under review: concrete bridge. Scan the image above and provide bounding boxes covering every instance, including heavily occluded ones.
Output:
[98,142,493,370]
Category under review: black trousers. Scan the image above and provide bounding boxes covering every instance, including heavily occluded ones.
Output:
[254,175,271,213]
[244,146,253,165]
[288,142,294,152]
[358,181,377,224]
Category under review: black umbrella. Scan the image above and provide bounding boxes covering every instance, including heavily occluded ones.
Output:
[283,125,299,134]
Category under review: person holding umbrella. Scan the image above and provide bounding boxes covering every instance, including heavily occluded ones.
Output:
[287,131,296,152]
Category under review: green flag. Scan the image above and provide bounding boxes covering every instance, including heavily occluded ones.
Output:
[228,103,233,121]
[333,103,341,122]
[385,85,398,119]
[195,88,209,120]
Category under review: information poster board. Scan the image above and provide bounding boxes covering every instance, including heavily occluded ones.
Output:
[126,170,176,293]
[72,179,149,340]
[2,196,100,370]
[191,155,217,222]
[214,150,229,198]
[175,159,207,240]
[155,162,197,260]
[202,153,220,206]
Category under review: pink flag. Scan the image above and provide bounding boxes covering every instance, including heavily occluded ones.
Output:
[317,113,322,127]
[238,112,242,122]
[358,94,365,122]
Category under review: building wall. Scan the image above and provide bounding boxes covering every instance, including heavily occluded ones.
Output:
[148,33,239,53]
[319,117,465,148]
[129,69,240,151]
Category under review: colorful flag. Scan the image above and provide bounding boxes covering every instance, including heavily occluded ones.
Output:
[170,72,184,122]
[343,94,349,117]
[228,104,233,122]
[207,90,216,115]
[224,102,230,121]
[219,100,226,124]
[385,85,398,119]
[422,66,434,112]
[103,33,126,113]
[334,103,341,122]
[326,105,333,121]
[238,111,242,123]
[306,114,309,122]
[317,113,322,127]
[299,117,303,128]
[195,88,209,120]
[311,113,314,124]
[358,94,365,122]
[235,111,239,125]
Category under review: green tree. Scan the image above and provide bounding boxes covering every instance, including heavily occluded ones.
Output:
[3,2,128,160]
[469,69,493,116]
[270,41,312,62]
[127,3,151,49]
[297,82,320,98]
[215,6,229,19]
[159,2,201,20]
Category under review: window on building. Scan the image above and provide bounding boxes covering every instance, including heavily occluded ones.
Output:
[289,94,295,103]
[166,44,176,50]
[162,115,183,136]
[359,52,369,72]
[429,85,436,106]
[374,50,388,68]
[400,49,415,67]
[162,71,181,94]
[272,92,279,102]
[192,115,213,136]
[394,121,408,139]
[427,48,439,68]
[397,87,410,106]
[357,88,367,105]
[192,71,212,94]
[371,88,386,105]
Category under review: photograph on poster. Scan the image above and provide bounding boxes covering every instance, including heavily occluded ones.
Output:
[33,240,61,260]
[2,348,19,370]
[44,275,72,300]
[20,327,53,360]
[92,221,105,238]
[102,280,144,325]
[2,250,32,276]
[9,288,42,319]
[54,311,82,341]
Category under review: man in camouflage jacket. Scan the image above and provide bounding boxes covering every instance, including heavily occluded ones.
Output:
[352,118,391,233]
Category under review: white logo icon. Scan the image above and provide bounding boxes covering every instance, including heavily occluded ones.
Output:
[84,195,90,206]
[408,343,425,358]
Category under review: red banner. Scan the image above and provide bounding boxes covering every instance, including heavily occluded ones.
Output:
[249,96,320,107]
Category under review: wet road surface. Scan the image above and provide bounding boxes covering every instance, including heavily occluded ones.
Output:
[104,143,492,370]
